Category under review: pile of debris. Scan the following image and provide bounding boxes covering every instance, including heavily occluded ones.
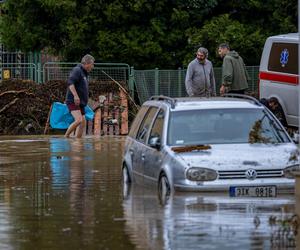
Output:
[0,79,135,135]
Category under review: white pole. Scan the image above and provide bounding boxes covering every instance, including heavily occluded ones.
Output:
[299,0,300,144]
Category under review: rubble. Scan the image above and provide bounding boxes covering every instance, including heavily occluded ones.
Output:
[0,79,134,135]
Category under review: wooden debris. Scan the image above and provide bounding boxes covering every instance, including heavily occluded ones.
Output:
[120,89,128,135]
[88,90,129,136]
[0,97,19,114]
[171,145,212,153]
[43,103,53,134]
[93,109,101,136]
[1,79,132,135]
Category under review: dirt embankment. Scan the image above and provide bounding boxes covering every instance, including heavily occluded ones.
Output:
[0,79,124,135]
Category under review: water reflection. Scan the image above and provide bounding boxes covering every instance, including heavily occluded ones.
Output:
[0,136,298,249]
[0,185,12,250]
[123,184,296,249]
[0,136,135,250]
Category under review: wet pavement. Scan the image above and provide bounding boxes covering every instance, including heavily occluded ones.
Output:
[0,136,298,249]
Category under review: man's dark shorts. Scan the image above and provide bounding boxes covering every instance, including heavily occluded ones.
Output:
[67,103,85,115]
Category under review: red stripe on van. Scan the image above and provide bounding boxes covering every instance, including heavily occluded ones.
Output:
[259,71,298,85]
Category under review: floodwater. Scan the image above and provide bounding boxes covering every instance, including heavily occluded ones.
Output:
[0,136,298,250]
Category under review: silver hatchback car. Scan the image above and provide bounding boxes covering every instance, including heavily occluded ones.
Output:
[122,95,299,198]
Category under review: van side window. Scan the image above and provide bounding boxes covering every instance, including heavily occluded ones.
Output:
[136,107,158,143]
[268,43,298,74]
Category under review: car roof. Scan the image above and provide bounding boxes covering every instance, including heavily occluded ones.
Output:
[144,96,264,111]
[172,98,262,111]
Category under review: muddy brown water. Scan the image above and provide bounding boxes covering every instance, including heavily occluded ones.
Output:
[0,136,298,249]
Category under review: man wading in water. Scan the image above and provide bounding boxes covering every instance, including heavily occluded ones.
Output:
[64,54,95,138]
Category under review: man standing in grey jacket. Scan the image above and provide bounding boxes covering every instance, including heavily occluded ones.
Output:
[185,47,216,97]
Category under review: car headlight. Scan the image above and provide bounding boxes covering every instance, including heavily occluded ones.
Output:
[283,164,300,179]
[186,167,218,181]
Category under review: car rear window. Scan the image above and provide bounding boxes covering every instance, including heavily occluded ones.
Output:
[128,106,149,138]
[268,42,298,74]
[167,108,290,145]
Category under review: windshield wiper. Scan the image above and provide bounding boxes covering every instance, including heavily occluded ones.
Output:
[171,144,211,153]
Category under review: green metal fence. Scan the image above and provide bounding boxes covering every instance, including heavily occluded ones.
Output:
[42,62,135,96]
[133,66,260,103]
[0,47,259,105]
[0,50,58,82]
[43,62,130,82]
[1,62,37,81]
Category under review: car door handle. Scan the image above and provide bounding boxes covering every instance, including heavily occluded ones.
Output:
[141,153,145,161]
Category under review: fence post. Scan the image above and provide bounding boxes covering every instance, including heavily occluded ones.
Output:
[252,66,255,92]
[0,43,2,81]
[155,68,159,95]
[16,50,21,79]
[34,51,38,83]
[37,62,42,83]
[178,67,182,97]
[38,51,42,83]
[33,51,42,83]
[129,66,135,99]
[29,52,34,81]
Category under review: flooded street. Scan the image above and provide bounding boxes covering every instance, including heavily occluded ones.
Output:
[0,136,298,249]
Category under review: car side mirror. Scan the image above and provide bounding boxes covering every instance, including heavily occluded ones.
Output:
[149,136,161,150]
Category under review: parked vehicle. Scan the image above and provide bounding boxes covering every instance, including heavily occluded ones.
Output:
[259,33,298,128]
[122,95,299,197]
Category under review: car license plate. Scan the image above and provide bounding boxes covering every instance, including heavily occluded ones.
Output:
[229,186,277,197]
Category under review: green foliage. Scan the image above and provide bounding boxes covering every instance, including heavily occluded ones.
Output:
[272,0,297,33]
[184,0,297,66]
[185,14,267,66]
[0,0,74,52]
[0,0,297,68]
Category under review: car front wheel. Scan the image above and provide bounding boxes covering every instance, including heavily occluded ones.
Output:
[158,174,171,203]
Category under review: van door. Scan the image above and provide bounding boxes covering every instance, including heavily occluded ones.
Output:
[259,40,298,127]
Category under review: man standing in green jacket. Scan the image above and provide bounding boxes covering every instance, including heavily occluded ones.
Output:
[218,43,249,95]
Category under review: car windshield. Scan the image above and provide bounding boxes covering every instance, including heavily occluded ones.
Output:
[167,108,290,146]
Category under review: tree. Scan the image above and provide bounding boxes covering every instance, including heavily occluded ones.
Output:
[0,0,74,53]
[184,0,297,66]
[0,0,297,68]
[185,14,267,66]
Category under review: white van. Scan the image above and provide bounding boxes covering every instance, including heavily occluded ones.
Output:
[259,33,298,127]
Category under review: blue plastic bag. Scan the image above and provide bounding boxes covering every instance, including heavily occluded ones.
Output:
[49,102,94,129]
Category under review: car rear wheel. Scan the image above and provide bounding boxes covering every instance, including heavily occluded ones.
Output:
[158,174,171,204]
[122,165,131,198]
[122,165,131,184]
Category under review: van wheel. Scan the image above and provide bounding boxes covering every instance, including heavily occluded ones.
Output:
[158,174,171,203]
